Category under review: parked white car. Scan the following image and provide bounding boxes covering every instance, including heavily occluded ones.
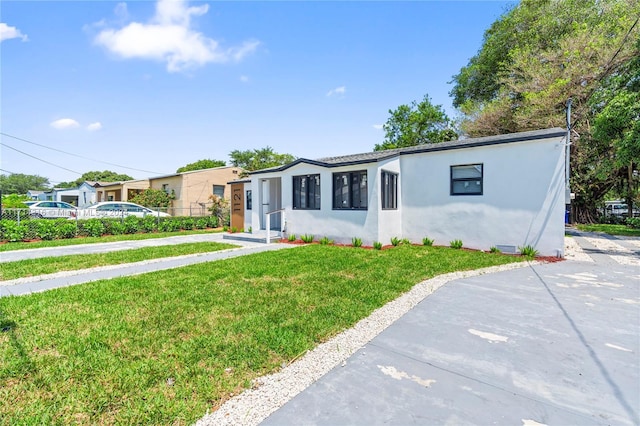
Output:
[26,201,78,219]
[78,202,170,218]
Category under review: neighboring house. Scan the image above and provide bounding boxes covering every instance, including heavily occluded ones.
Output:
[50,187,80,206]
[78,181,99,208]
[237,128,568,257]
[26,190,45,200]
[149,166,243,216]
[93,180,149,203]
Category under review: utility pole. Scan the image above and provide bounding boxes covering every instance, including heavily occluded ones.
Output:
[565,99,572,223]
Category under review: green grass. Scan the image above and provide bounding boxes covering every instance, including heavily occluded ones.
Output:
[0,245,524,424]
[0,242,237,281]
[0,229,222,252]
[575,223,640,237]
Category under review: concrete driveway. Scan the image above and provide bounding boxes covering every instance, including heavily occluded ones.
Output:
[261,230,640,425]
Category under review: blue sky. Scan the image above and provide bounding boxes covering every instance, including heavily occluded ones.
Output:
[1,0,515,185]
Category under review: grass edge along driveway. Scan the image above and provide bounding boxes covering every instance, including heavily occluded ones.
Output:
[0,244,525,425]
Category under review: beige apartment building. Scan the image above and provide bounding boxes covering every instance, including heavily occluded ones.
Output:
[149,166,243,216]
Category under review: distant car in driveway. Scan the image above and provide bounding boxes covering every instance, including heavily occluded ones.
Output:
[78,202,170,218]
[26,201,78,219]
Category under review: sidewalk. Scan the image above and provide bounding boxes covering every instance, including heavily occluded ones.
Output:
[0,233,236,263]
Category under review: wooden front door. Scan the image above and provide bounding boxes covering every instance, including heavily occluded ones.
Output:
[230,183,245,231]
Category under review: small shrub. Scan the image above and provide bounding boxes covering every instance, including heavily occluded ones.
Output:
[319,236,334,245]
[180,217,195,230]
[301,234,314,243]
[230,226,238,233]
[489,246,501,254]
[288,234,297,242]
[400,238,411,245]
[108,221,127,235]
[373,241,383,250]
[519,244,539,258]
[158,219,180,232]
[1,220,28,242]
[247,226,252,233]
[56,220,77,239]
[422,237,434,246]
[83,219,106,237]
[194,218,208,229]
[627,217,640,229]
[390,237,400,246]
[206,216,219,228]
[36,220,58,240]
[351,237,363,248]
[450,239,463,249]
[139,216,158,232]
[123,216,140,234]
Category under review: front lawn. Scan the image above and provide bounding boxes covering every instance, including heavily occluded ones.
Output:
[0,242,237,280]
[575,223,640,237]
[0,244,524,424]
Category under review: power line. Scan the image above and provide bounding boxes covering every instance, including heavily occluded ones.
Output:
[0,132,168,175]
[0,142,82,175]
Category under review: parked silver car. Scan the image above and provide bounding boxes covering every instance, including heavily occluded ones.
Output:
[26,201,78,219]
[78,202,170,218]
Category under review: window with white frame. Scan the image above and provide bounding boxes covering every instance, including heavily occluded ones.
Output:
[246,190,252,210]
[333,170,368,210]
[213,185,225,198]
[293,174,321,209]
[450,164,483,195]
[381,170,398,210]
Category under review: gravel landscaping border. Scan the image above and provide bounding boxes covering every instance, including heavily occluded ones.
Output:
[196,261,537,426]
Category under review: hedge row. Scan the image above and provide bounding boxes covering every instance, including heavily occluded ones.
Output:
[0,216,220,243]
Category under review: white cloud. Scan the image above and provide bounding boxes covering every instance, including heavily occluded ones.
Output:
[0,23,28,42]
[373,124,384,130]
[326,86,346,97]
[239,75,249,83]
[50,118,80,130]
[87,122,103,131]
[94,0,260,73]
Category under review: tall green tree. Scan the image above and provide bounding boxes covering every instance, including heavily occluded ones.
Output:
[130,188,174,208]
[449,0,640,222]
[374,95,457,151]
[0,173,50,194]
[229,147,295,172]
[59,170,135,188]
[176,159,226,173]
[592,45,640,216]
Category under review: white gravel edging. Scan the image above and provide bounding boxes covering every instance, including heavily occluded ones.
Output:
[195,261,534,426]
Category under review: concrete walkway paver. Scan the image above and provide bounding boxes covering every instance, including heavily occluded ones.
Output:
[261,229,640,425]
[0,233,292,297]
[0,233,235,263]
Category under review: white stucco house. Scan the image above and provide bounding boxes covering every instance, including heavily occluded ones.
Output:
[232,128,568,257]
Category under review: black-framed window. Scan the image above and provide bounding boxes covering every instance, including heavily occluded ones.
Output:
[451,164,483,195]
[381,170,398,210]
[293,174,321,209]
[246,190,252,210]
[333,170,368,210]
